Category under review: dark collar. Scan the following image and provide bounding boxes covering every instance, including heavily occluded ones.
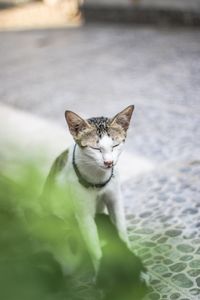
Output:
[72,144,113,189]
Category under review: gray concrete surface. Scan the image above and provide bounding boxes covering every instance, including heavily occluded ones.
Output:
[0,25,200,299]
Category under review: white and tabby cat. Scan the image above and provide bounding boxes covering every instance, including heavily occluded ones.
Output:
[45,105,134,273]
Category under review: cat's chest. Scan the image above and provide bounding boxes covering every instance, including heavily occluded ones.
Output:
[58,147,115,190]
[57,163,113,214]
[55,146,118,214]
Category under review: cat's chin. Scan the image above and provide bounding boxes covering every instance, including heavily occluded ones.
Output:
[99,165,113,170]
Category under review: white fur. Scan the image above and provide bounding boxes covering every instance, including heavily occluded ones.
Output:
[57,134,129,272]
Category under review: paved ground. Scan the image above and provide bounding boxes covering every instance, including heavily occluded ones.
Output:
[124,160,200,299]
[0,25,200,299]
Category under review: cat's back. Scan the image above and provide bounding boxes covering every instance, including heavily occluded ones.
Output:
[44,149,70,191]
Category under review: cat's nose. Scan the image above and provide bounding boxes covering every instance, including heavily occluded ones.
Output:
[104,160,113,168]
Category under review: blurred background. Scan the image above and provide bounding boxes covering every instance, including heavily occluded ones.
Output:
[0,1,200,299]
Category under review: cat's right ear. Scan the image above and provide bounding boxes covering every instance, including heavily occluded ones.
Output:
[65,111,91,138]
[110,105,134,132]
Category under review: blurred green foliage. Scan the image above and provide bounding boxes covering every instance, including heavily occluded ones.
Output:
[0,163,148,300]
[0,164,95,300]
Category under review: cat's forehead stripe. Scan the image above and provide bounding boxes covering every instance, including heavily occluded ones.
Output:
[87,117,110,138]
[99,135,113,149]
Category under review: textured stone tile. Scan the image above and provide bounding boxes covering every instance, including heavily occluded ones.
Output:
[124,160,200,299]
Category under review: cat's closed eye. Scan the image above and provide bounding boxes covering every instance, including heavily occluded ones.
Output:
[113,144,120,148]
[89,144,120,153]
[90,146,101,152]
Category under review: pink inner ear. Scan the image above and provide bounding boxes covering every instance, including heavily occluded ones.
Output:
[73,122,83,135]
[111,113,132,131]
[65,111,90,137]
[117,115,130,130]
[71,120,89,137]
[111,105,134,130]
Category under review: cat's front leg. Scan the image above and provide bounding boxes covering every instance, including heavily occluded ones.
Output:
[70,185,102,273]
[104,187,130,248]
[76,213,102,273]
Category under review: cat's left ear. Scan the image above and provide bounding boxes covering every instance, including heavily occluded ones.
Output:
[110,105,134,131]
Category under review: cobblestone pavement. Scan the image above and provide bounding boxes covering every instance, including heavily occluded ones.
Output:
[124,160,200,299]
[0,25,200,299]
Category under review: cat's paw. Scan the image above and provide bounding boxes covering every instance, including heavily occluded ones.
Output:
[140,271,151,286]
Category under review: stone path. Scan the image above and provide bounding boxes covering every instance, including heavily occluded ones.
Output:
[124,159,200,299]
[0,24,200,299]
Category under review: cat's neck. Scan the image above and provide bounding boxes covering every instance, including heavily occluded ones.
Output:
[73,144,113,185]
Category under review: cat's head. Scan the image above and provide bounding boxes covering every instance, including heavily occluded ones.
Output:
[65,105,134,170]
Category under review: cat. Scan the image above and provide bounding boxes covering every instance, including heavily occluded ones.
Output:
[44,105,134,273]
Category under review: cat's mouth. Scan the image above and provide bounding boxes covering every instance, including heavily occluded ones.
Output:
[100,165,114,170]
[105,165,112,169]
